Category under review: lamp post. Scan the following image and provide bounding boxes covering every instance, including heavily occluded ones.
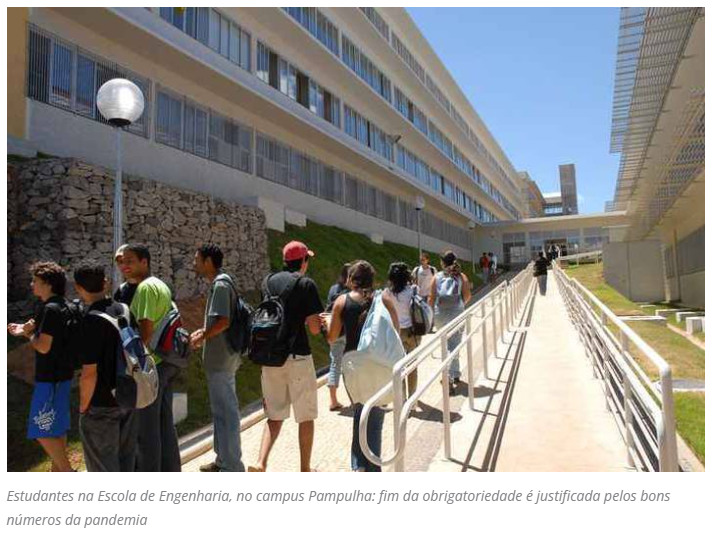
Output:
[467,219,477,279]
[96,79,145,290]
[415,195,425,260]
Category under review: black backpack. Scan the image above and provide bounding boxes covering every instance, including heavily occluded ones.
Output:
[247,273,300,367]
[221,276,254,357]
[53,299,84,371]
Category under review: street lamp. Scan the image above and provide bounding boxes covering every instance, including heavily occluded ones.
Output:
[467,219,477,279]
[97,78,145,289]
[414,195,425,260]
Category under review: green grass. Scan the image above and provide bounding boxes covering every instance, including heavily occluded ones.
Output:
[565,263,644,316]
[674,392,705,464]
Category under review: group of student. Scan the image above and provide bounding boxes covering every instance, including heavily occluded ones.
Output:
[8,240,473,473]
[478,252,499,284]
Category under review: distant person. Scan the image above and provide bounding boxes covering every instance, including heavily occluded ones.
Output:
[430,251,472,394]
[249,241,324,472]
[488,252,498,281]
[479,252,490,284]
[113,244,138,306]
[8,262,75,472]
[190,244,245,472]
[325,263,351,411]
[384,262,420,398]
[122,243,180,472]
[326,261,400,472]
[412,253,437,300]
[534,252,550,296]
[75,262,139,472]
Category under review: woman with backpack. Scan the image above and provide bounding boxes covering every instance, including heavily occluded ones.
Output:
[383,262,421,399]
[429,251,472,395]
[325,261,399,472]
[325,263,351,411]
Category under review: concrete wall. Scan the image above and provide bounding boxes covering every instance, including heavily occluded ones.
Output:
[680,271,704,309]
[7,8,28,140]
[603,242,665,303]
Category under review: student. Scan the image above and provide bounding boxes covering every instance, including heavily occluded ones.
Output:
[8,262,74,472]
[326,261,400,472]
[534,252,550,296]
[122,243,180,472]
[384,262,420,398]
[325,263,351,411]
[479,252,490,284]
[429,251,472,394]
[488,252,498,281]
[190,244,245,473]
[412,253,437,300]
[74,262,139,472]
[113,244,139,305]
[249,241,324,472]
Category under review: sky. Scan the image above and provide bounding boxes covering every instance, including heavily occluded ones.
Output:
[407,7,621,214]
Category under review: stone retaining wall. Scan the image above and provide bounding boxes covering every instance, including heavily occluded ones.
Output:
[8,157,269,320]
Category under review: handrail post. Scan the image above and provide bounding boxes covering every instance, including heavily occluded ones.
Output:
[499,291,505,341]
[440,335,452,460]
[481,314,489,379]
[466,315,474,411]
[393,364,405,472]
[491,301,498,359]
[658,369,678,472]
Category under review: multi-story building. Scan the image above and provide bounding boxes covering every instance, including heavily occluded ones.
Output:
[607,7,704,308]
[7,7,527,258]
[518,171,545,218]
[559,163,578,215]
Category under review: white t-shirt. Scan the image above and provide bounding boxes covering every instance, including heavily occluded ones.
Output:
[385,287,414,329]
[413,265,436,298]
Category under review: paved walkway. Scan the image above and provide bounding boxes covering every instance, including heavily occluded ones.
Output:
[428,273,631,472]
[185,274,632,472]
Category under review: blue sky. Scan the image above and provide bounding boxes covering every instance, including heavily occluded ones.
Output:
[407,7,621,213]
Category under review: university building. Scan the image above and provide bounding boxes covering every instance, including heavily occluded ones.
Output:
[7,7,527,259]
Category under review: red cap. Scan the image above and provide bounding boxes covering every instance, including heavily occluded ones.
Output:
[282,241,314,262]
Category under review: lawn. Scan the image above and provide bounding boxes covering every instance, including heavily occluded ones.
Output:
[563,262,705,464]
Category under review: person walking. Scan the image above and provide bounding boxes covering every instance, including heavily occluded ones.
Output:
[190,244,245,472]
[249,241,324,472]
[534,252,550,296]
[8,262,75,472]
[412,253,437,300]
[384,262,420,399]
[325,263,351,411]
[122,243,181,472]
[488,252,498,282]
[326,261,400,472]
[113,244,139,306]
[75,262,139,472]
[429,251,472,394]
[479,252,490,284]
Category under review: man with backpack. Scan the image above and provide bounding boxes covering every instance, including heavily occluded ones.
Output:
[122,243,181,472]
[8,261,76,472]
[113,245,139,305]
[412,252,437,300]
[190,244,245,472]
[248,241,324,472]
[74,262,147,472]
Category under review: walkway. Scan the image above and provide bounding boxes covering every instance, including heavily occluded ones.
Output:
[184,274,632,472]
[428,273,631,472]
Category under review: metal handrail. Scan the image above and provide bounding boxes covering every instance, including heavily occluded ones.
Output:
[358,264,536,471]
[553,262,678,472]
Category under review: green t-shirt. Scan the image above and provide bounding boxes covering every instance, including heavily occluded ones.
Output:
[130,276,172,364]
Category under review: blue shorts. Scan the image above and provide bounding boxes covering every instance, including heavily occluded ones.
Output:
[27,380,72,439]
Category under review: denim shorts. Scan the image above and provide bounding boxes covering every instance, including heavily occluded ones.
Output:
[27,380,72,439]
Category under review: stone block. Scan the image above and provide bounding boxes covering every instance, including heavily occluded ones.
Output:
[686,317,705,334]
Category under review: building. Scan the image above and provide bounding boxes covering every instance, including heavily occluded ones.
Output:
[7,7,527,259]
[607,7,704,308]
[518,171,545,218]
[559,163,578,215]
[542,192,563,217]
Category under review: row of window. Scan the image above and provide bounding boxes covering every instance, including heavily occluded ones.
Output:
[255,132,469,247]
[344,105,394,161]
[341,35,392,104]
[359,7,390,42]
[158,7,251,72]
[282,7,339,57]
[256,42,341,128]
[394,86,428,136]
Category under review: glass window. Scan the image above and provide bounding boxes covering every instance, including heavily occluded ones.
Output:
[208,10,220,51]
[229,24,240,63]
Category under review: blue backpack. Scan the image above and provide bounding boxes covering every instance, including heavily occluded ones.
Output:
[89,303,159,409]
[436,273,463,308]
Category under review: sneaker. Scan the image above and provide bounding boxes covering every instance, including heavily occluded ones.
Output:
[199,462,220,472]
[248,465,265,472]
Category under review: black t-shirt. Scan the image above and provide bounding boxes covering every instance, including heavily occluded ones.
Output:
[113,282,138,306]
[80,299,138,408]
[34,296,74,383]
[265,272,324,356]
[534,257,550,277]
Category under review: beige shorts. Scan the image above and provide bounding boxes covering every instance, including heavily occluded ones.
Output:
[261,355,318,423]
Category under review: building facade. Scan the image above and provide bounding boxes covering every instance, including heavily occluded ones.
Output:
[559,163,578,215]
[518,171,545,218]
[8,7,527,258]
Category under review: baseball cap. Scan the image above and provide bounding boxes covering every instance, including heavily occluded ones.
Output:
[282,241,315,262]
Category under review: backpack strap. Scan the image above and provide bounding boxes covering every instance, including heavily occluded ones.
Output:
[88,303,130,334]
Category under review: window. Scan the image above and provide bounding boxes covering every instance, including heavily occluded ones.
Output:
[345,105,392,161]
[341,35,391,103]
[391,33,425,84]
[284,7,339,56]
[156,89,183,149]
[359,7,389,41]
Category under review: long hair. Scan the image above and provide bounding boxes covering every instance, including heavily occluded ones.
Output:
[348,260,376,325]
[388,262,411,294]
[440,250,462,277]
